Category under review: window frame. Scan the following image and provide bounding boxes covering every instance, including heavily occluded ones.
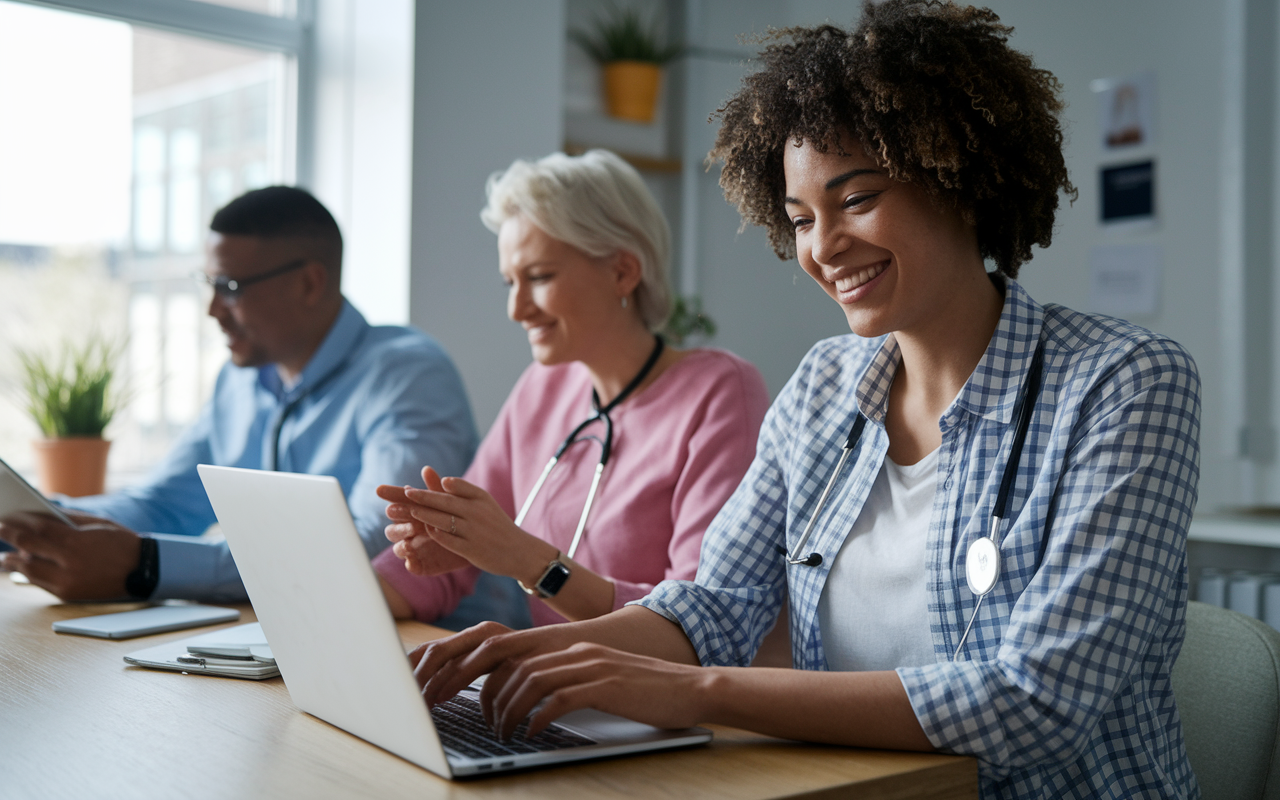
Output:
[18,0,316,184]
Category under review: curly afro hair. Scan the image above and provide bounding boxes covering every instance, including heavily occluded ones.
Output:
[709,0,1076,277]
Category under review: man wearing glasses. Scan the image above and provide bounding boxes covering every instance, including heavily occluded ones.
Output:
[0,186,478,603]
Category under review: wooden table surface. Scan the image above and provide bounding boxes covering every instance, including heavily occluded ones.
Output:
[0,576,977,799]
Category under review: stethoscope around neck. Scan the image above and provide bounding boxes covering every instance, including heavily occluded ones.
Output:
[267,327,369,472]
[512,335,665,560]
[780,335,1047,660]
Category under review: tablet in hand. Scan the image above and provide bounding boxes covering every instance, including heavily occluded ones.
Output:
[0,457,76,528]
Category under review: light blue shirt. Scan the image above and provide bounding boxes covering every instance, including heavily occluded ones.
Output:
[65,300,478,602]
[636,278,1201,799]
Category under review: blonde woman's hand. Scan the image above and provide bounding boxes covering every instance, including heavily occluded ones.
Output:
[376,467,469,576]
[401,468,555,585]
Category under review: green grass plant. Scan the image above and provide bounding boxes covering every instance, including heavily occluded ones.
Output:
[19,339,121,438]
[571,4,681,64]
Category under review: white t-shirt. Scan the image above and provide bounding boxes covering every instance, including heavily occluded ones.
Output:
[817,448,939,672]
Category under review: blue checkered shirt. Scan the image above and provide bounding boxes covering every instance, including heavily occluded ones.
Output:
[635,278,1201,799]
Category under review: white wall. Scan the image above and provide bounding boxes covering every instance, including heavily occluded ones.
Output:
[678,0,853,401]
[409,1,566,431]
[312,0,415,326]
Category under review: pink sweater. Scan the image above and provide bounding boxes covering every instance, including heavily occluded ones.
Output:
[373,348,769,627]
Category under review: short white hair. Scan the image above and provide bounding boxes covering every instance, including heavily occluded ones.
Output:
[481,149,672,330]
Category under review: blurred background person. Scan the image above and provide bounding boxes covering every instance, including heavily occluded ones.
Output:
[0,187,477,603]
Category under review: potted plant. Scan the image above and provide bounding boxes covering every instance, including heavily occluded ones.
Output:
[663,296,717,345]
[571,6,682,124]
[19,339,121,497]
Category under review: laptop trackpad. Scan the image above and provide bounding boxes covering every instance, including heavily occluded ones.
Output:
[558,708,680,742]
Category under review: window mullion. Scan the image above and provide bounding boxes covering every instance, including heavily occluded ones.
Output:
[18,0,305,54]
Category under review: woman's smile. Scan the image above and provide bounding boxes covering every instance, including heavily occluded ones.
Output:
[832,260,890,303]
[524,322,556,345]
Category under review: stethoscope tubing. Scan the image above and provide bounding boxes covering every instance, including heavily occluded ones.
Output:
[783,415,865,566]
[515,336,663,561]
[268,327,369,472]
[949,338,1046,660]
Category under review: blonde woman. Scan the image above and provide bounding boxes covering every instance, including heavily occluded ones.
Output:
[375,150,769,628]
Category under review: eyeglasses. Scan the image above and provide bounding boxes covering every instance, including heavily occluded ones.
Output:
[195,258,309,306]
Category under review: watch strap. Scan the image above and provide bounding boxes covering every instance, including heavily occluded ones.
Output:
[125,536,160,600]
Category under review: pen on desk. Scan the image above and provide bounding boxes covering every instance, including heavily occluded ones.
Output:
[176,654,259,668]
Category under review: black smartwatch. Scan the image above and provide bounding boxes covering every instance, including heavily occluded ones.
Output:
[518,551,571,599]
[125,536,160,600]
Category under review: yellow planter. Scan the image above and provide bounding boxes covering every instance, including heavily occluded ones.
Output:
[603,61,663,123]
[33,437,111,497]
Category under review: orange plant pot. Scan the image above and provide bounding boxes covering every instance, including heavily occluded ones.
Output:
[603,61,663,123]
[32,437,111,497]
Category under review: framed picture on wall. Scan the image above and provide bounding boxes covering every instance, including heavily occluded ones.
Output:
[1091,71,1156,150]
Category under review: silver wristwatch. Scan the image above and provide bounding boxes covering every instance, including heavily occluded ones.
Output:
[518,551,571,598]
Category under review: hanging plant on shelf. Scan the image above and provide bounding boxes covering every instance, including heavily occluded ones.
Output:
[570,6,682,124]
[663,296,717,346]
[18,338,122,497]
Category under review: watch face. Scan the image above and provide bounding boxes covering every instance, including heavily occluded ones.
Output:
[537,561,571,598]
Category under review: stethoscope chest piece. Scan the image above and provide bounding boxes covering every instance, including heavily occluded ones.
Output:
[965,536,1001,596]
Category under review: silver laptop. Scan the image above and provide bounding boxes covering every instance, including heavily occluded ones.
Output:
[196,465,712,778]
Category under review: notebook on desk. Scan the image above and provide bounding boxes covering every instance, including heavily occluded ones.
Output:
[124,622,279,680]
[196,465,712,779]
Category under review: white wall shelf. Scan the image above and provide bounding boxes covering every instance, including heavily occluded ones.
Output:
[563,140,681,173]
[1189,515,1280,548]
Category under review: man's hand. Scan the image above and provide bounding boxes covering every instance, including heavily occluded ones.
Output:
[0,511,142,601]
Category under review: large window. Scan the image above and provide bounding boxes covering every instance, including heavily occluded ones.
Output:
[0,0,307,481]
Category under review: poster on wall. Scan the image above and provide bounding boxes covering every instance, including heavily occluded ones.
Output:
[1091,71,1156,150]
[1088,244,1162,317]
[1100,160,1156,230]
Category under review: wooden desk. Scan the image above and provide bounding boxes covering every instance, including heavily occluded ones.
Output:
[0,577,976,799]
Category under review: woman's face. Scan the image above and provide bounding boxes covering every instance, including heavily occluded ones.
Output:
[498,214,625,365]
[782,136,982,339]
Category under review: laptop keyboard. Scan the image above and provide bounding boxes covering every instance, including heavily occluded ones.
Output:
[431,692,597,760]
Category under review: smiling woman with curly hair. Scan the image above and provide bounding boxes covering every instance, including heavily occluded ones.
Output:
[404,4,1201,798]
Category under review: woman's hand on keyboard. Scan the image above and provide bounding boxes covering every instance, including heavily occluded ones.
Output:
[484,642,711,739]
[411,621,575,706]
[410,606,705,737]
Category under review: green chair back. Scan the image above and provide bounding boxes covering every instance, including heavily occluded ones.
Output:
[1172,601,1280,800]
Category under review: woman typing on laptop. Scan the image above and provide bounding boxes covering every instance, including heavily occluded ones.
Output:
[404,3,1202,799]
[374,150,769,629]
